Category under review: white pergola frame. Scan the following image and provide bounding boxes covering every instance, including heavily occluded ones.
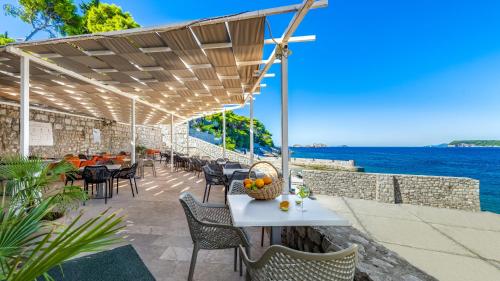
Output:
[6,0,326,193]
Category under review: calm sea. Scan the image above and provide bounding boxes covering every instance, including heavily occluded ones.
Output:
[290,147,500,214]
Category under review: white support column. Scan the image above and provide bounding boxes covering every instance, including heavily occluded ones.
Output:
[170,114,174,172]
[222,109,226,159]
[281,45,290,194]
[20,56,30,157]
[186,121,189,156]
[249,95,254,164]
[131,99,136,164]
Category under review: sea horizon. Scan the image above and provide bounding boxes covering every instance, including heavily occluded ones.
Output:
[289,146,500,214]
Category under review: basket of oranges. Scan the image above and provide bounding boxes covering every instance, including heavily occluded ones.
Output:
[243,161,282,200]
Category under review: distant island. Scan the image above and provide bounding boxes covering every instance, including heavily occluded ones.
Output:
[292,143,328,148]
[448,140,500,147]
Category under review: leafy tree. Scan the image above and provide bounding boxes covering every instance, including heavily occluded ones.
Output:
[0,32,15,46]
[82,3,139,33]
[191,111,274,151]
[3,0,81,40]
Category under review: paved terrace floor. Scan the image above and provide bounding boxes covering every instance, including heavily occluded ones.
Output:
[67,165,500,281]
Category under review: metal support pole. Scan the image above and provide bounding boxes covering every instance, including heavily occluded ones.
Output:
[20,56,30,157]
[186,121,189,156]
[281,45,290,194]
[222,109,226,159]
[170,114,174,172]
[249,95,254,164]
[131,99,136,164]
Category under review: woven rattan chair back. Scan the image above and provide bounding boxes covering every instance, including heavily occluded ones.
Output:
[241,244,358,281]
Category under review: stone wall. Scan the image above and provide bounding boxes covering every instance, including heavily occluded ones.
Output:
[282,226,437,281]
[303,170,480,211]
[0,104,165,157]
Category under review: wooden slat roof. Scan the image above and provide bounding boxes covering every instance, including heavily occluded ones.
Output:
[0,15,266,125]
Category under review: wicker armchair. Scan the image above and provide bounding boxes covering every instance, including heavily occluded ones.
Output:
[202,165,225,203]
[179,192,251,281]
[113,163,138,197]
[239,244,358,281]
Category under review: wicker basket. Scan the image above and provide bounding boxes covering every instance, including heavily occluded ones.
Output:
[244,161,282,200]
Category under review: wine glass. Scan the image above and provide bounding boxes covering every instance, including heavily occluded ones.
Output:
[297,185,310,212]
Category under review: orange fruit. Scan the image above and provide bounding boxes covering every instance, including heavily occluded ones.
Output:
[263,176,272,185]
[255,178,265,189]
[243,178,253,186]
[245,183,252,189]
[280,200,289,211]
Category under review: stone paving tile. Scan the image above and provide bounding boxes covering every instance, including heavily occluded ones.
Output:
[432,224,500,262]
[72,165,253,281]
[381,242,500,281]
[357,214,474,256]
[404,204,500,231]
[344,197,419,220]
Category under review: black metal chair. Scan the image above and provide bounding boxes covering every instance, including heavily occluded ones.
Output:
[159,152,170,164]
[113,163,138,197]
[82,166,112,204]
[202,165,225,203]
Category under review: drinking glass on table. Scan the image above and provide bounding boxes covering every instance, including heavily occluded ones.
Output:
[297,185,310,212]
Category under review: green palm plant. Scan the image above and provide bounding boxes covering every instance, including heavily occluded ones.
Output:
[0,197,124,281]
[0,155,80,212]
[0,154,124,280]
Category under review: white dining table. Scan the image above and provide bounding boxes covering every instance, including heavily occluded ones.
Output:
[227,194,350,245]
[223,168,265,177]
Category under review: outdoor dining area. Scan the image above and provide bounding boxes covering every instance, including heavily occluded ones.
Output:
[0,0,366,280]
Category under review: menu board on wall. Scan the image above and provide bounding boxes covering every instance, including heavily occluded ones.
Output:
[29,121,54,146]
[92,128,101,144]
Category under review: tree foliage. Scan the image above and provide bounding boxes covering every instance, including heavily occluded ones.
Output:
[3,0,81,40]
[82,3,139,33]
[191,111,274,151]
[3,0,140,39]
[0,32,15,46]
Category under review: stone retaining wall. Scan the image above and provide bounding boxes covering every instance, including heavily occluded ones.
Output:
[0,104,165,157]
[303,170,480,211]
[282,226,437,281]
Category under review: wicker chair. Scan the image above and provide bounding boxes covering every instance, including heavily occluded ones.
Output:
[82,165,112,204]
[113,163,139,197]
[179,192,251,281]
[239,244,358,281]
[202,165,225,203]
[138,158,156,177]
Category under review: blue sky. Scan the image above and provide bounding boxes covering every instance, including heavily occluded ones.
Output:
[2,0,500,146]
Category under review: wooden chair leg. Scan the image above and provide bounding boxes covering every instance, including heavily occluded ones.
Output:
[116,178,119,194]
[188,243,199,281]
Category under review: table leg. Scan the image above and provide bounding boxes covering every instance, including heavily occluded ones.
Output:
[270,226,282,245]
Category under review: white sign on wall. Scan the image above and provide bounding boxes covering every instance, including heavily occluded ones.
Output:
[92,128,101,144]
[29,121,53,146]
